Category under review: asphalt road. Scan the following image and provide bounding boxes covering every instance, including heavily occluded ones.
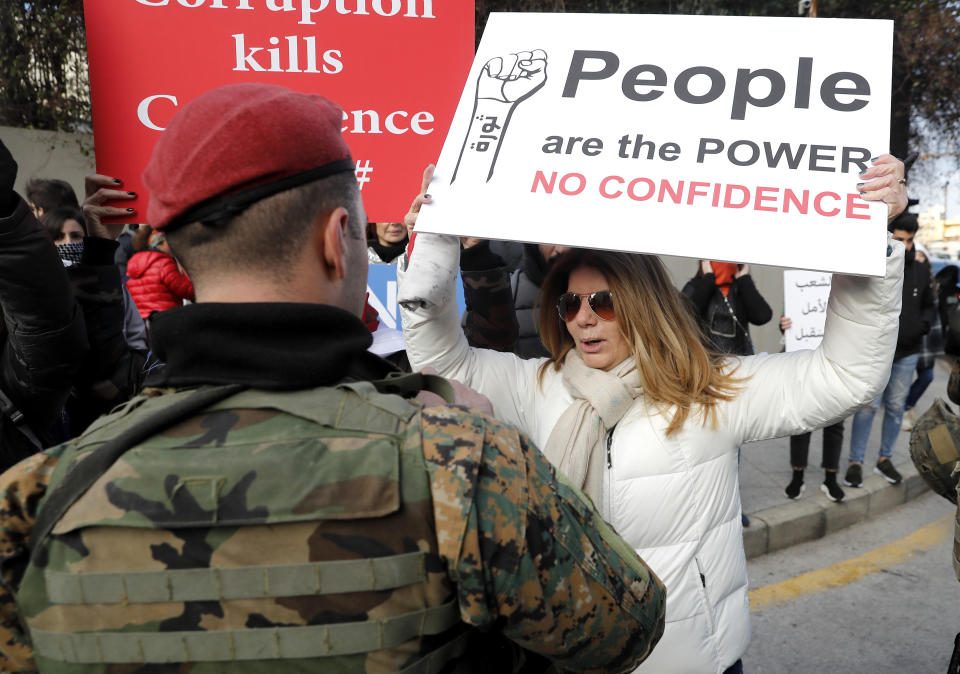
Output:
[744,490,959,674]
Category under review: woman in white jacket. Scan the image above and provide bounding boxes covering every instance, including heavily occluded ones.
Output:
[398,157,906,674]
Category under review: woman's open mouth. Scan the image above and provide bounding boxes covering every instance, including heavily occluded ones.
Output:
[580,338,605,353]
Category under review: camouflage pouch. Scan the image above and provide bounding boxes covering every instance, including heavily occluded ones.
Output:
[909,398,960,504]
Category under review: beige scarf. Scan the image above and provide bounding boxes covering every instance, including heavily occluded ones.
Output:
[543,352,642,504]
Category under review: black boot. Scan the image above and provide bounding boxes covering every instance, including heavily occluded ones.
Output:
[785,468,805,499]
[820,470,845,502]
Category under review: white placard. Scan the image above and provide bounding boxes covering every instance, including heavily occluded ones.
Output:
[416,13,893,276]
[783,270,832,351]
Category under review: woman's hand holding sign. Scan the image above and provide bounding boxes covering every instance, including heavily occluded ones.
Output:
[856,154,907,224]
[404,163,434,235]
[82,174,136,240]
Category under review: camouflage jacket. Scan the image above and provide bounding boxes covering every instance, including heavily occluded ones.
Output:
[0,383,665,673]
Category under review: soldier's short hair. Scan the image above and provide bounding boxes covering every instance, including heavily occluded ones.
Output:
[165,172,363,285]
[25,178,79,213]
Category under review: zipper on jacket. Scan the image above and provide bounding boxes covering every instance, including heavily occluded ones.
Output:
[606,431,613,468]
[694,556,707,588]
[694,556,717,635]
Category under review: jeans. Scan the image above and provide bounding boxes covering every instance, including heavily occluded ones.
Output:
[904,365,935,410]
[849,353,920,464]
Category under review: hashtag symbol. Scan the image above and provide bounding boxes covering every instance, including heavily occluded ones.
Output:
[355,160,373,190]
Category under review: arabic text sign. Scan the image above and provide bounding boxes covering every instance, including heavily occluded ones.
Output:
[416,13,893,276]
[82,0,473,223]
[783,270,832,351]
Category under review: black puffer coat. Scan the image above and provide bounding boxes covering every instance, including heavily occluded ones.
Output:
[0,198,87,469]
[682,272,773,356]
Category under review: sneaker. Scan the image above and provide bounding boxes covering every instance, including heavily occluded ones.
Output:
[785,472,805,499]
[901,409,917,432]
[820,481,845,502]
[874,460,903,485]
[843,463,863,488]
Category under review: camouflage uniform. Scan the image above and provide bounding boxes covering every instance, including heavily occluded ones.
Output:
[0,373,666,672]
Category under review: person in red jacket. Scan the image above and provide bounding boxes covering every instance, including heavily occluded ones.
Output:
[125,228,194,321]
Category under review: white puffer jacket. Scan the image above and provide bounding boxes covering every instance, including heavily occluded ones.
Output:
[398,234,903,674]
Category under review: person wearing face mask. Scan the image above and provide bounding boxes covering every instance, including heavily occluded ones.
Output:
[682,261,773,358]
[399,154,908,674]
[40,206,86,266]
[844,211,934,488]
[38,206,148,438]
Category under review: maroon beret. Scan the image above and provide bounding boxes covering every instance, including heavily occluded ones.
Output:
[144,83,353,231]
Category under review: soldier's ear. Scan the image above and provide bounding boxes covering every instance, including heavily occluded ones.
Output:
[317,206,350,281]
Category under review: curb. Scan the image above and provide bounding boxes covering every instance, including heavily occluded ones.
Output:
[743,461,928,560]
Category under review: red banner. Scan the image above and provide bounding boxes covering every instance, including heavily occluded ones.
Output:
[82,1,474,223]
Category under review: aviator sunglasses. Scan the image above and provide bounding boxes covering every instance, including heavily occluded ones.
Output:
[556,291,616,322]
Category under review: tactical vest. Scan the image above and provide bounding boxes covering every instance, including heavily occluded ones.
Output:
[18,382,469,672]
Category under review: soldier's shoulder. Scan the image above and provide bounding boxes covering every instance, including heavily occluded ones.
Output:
[0,445,68,535]
[419,404,530,566]
[420,403,525,465]
[0,445,66,493]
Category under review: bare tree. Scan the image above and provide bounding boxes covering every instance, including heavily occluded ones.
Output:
[0,1,89,131]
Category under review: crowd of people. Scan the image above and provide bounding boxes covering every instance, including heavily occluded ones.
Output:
[0,80,916,673]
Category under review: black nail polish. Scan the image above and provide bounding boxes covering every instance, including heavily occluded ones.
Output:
[127,191,136,196]
[856,182,865,187]
[858,191,865,196]
[126,208,134,212]
[871,156,879,162]
[113,178,122,184]
[423,194,431,199]
[859,169,867,176]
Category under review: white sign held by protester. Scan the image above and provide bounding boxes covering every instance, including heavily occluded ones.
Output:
[415,13,893,276]
[783,270,832,351]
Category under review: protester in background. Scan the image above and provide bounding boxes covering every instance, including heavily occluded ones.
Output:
[460,239,569,358]
[40,206,147,352]
[39,204,148,438]
[845,212,933,488]
[683,260,773,357]
[902,245,940,431]
[39,206,85,263]
[367,221,408,264]
[126,228,195,321]
[399,154,907,674]
[780,314,846,502]
[24,177,79,218]
[938,265,960,366]
[0,139,86,470]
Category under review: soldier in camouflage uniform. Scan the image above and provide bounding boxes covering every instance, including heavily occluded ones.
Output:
[0,83,666,673]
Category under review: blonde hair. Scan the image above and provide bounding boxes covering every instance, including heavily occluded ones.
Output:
[537,250,747,436]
